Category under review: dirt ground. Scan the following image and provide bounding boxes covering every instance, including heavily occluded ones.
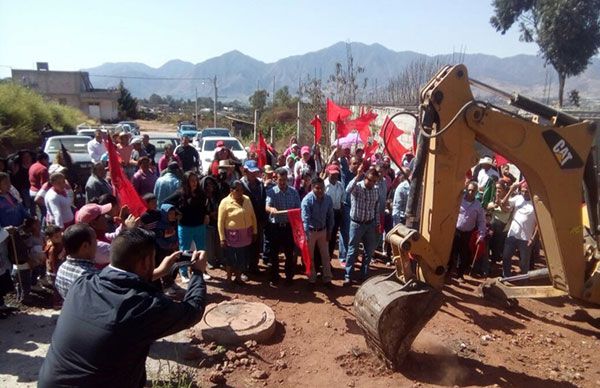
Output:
[1,256,599,388]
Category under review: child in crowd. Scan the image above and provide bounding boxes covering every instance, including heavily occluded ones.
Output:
[13,218,46,303]
[43,225,64,308]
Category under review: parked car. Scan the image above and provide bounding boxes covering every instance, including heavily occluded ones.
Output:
[201,127,231,138]
[118,121,140,135]
[192,127,231,148]
[148,135,180,164]
[198,137,247,170]
[115,123,138,136]
[177,124,198,138]
[43,135,94,189]
[76,128,107,138]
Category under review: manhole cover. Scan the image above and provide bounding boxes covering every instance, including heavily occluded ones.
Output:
[195,299,276,344]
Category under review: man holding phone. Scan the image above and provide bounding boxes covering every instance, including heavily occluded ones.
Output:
[39,227,209,388]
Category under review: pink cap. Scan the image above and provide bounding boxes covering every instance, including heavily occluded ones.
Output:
[75,203,112,224]
[301,146,310,155]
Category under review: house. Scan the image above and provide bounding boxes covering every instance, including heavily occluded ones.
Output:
[11,63,119,121]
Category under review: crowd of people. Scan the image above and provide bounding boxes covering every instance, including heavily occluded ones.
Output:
[0,129,537,314]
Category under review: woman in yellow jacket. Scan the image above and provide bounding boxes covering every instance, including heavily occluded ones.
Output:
[218,180,257,285]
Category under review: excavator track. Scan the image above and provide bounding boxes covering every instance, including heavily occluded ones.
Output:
[353,275,443,369]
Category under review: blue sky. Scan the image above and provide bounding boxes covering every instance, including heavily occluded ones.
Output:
[0,0,538,78]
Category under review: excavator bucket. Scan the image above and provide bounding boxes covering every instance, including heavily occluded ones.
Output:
[354,275,443,369]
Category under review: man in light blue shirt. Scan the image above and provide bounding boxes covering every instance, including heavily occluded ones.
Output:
[301,177,334,286]
[154,162,181,206]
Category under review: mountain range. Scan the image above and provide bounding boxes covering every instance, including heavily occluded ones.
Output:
[85,41,600,103]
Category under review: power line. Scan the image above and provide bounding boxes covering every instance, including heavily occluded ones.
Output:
[89,74,214,81]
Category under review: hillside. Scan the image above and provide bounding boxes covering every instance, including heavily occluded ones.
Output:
[85,41,600,102]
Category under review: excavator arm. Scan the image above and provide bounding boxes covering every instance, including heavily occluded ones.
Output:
[354,64,600,368]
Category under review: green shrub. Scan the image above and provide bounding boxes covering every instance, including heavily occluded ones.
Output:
[0,82,88,151]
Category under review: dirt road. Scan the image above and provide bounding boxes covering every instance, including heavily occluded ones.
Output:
[2,258,599,387]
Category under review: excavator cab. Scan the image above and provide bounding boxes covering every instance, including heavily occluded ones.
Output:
[354,64,600,368]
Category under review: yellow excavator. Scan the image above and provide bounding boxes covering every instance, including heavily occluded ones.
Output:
[354,64,600,368]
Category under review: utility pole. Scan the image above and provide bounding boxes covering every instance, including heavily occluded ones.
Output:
[194,87,198,128]
[253,109,258,142]
[296,100,301,141]
[213,75,218,128]
[272,76,275,106]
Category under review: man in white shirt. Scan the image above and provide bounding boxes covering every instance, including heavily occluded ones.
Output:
[87,130,106,163]
[324,164,344,257]
[476,156,499,193]
[501,181,537,277]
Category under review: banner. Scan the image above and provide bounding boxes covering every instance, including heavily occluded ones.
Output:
[326,98,351,123]
[310,115,322,144]
[287,208,311,276]
[346,110,377,144]
[105,137,147,217]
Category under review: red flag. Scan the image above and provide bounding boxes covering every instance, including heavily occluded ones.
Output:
[326,98,351,123]
[346,110,377,144]
[381,117,408,167]
[363,140,379,160]
[495,153,509,166]
[378,115,402,140]
[105,137,147,217]
[310,115,322,144]
[257,132,268,168]
[335,116,350,139]
[287,208,311,276]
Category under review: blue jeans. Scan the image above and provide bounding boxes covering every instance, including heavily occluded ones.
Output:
[338,203,351,262]
[502,235,532,278]
[344,219,377,280]
[178,224,206,277]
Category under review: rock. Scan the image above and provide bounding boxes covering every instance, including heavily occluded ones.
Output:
[279,351,286,359]
[545,337,555,345]
[574,373,584,380]
[244,340,257,348]
[324,321,330,328]
[208,342,218,351]
[348,380,355,387]
[480,334,493,342]
[252,370,269,380]
[236,350,248,359]
[209,370,226,384]
[275,360,288,370]
[226,350,237,361]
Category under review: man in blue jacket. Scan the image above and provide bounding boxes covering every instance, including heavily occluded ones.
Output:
[38,228,208,388]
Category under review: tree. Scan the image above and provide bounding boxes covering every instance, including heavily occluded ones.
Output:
[327,43,368,105]
[148,93,163,105]
[273,86,293,107]
[117,80,138,119]
[249,89,268,112]
[568,89,581,107]
[490,0,600,107]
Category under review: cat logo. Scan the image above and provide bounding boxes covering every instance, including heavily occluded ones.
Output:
[542,130,583,169]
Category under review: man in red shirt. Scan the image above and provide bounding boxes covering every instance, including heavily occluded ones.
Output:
[29,151,50,198]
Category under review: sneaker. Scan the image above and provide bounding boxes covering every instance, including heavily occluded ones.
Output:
[342,278,351,287]
[203,273,212,281]
[240,273,249,282]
